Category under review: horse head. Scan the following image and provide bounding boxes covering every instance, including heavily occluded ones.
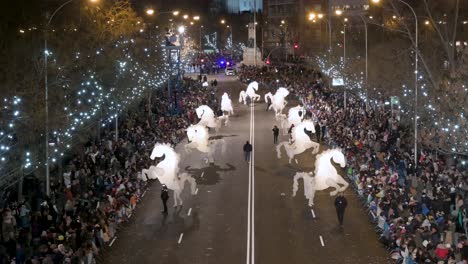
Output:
[247,81,259,92]
[150,143,174,160]
[186,124,209,144]
[196,105,215,119]
[277,87,290,98]
[331,149,346,168]
[288,105,306,126]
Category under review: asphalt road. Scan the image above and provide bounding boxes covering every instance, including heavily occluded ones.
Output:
[100,74,392,264]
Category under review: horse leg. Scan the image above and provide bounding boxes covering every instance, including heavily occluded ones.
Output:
[308,189,316,207]
[335,175,350,192]
[325,178,341,196]
[173,191,179,207]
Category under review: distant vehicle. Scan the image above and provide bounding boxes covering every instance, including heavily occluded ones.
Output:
[225,67,235,76]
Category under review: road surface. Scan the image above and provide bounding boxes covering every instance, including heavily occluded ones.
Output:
[100,74,391,264]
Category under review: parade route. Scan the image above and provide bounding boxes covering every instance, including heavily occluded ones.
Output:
[101,75,391,264]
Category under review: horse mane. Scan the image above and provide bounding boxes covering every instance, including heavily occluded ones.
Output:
[314,148,343,175]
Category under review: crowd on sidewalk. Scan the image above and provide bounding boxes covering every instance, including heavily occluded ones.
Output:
[239,65,468,263]
[0,78,217,264]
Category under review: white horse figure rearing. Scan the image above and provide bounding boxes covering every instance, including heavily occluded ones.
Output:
[288,105,306,126]
[141,143,196,207]
[276,120,319,164]
[239,81,260,104]
[221,93,234,115]
[185,124,226,163]
[195,105,229,131]
[264,87,289,115]
[292,149,349,206]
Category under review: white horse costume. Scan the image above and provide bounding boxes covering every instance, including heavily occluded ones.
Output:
[141,143,196,207]
[264,87,289,115]
[292,149,349,206]
[275,105,305,136]
[276,120,319,164]
[288,105,306,126]
[221,93,234,115]
[239,81,261,104]
[185,124,226,163]
[195,105,229,131]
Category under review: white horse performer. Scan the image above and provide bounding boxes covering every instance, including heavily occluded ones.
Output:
[288,105,306,127]
[141,143,196,207]
[264,87,289,115]
[292,149,349,206]
[274,105,305,136]
[221,93,234,115]
[185,124,226,163]
[239,81,261,104]
[195,105,229,131]
[276,120,319,164]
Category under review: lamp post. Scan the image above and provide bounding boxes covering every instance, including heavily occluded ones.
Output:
[372,0,419,167]
[44,0,77,197]
[357,15,369,112]
[308,13,332,67]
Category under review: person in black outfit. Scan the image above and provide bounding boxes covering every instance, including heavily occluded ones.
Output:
[243,141,253,162]
[315,121,321,142]
[272,125,279,144]
[266,96,272,111]
[161,184,169,214]
[334,193,348,227]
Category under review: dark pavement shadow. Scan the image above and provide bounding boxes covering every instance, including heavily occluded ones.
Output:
[184,163,236,185]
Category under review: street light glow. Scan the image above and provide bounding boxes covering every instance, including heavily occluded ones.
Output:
[146,8,154,15]
[281,20,285,24]
[318,14,324,19]
[371,0,380,3]
[425,20,430,25]
[308,13,316,20]
[335,10,343,15]
[178,25,185,34]
[193,16,200,20]
[183,14,189,19]
[221,19,225,24]
[173,11,179,16]
[344,18,348,22]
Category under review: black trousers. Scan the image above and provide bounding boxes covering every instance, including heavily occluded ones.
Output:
[274,134,278,144]
[162,199,168,213]
[336,208,345,225]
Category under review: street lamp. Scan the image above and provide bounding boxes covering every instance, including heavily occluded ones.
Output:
[146,8,155,15]
[178,25,185,34]
[44,0,98,197]
[183,14,189,20]
[335,9,343,16]
[193,16,200,21]
[221,19,225,24]
[371,0,419,167]
[308,12,331,67]
[173,11,180,16]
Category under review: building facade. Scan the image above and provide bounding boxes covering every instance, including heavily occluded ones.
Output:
[263,0,326,58]
[225,0,263,13]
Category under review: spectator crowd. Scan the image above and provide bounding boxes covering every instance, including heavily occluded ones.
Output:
[239,65,468,264]
[0,78,218,263]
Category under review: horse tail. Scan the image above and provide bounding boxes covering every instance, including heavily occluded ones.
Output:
[239,90,245,103]
[264,92,271,103]
[292,173,302,197]
[276,142,285,159]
